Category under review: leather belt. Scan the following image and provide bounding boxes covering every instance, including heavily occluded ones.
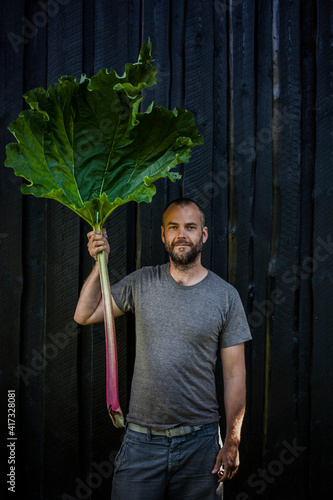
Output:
[128,422,202,437]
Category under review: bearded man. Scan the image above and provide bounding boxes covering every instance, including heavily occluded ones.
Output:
[74,198,252,500]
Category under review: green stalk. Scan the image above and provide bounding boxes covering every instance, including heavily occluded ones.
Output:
[94,212,124,428]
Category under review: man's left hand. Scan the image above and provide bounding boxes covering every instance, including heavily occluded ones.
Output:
[212,440,240,483]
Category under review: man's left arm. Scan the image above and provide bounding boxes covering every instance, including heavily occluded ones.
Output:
[212,342,246,483]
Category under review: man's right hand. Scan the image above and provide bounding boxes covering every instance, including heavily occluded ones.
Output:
[87,229,110,262]
[74,228,124,325]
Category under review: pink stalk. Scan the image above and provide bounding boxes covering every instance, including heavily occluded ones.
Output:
[94,213,124,428]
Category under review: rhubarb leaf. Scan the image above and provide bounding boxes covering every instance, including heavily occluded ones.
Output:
[4,41,203,430]
[5,40,203,228]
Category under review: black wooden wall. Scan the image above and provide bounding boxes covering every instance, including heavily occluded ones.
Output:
[1,1,332,499]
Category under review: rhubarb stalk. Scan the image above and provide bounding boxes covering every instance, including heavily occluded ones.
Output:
[94,212,124,428]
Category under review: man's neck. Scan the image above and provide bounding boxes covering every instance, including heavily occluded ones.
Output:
[169,258,208,286]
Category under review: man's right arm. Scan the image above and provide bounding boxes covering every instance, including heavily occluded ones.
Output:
[74,231,125,325]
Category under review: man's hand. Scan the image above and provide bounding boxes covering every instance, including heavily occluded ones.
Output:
[87,229,110,262]
[212,440,240,483]
[74,228,124,325]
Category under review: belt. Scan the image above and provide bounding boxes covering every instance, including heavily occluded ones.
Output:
[128,422,202,438]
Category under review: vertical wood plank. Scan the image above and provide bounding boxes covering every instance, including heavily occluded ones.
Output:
[43,202,81,500]
[310,2,333,497]
[246,0,274,489]
[223,1,256,497]
[139,0,172,268]
[0,2,25,498]
[265,1,304,498]
[211,0,229,281]
[167,0,188,203]
[43,1,83,497]
[291,1,316,499]
[18,0,49,496]
[182,0,214,269]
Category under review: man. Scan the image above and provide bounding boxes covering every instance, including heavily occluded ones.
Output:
[74,198,252,500]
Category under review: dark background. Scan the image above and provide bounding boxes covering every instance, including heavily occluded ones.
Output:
[1,1,332,499]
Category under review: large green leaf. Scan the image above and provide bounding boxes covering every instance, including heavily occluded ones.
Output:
[5,40,203,227]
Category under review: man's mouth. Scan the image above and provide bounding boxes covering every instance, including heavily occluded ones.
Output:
[174,240,190,246]
[173,243,192,253]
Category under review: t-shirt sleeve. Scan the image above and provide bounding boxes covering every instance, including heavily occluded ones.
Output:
[220,291,252,348]
[111,270,140,313]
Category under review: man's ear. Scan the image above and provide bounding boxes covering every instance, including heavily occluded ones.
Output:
[202,226,208,244]
[161,225,165,243]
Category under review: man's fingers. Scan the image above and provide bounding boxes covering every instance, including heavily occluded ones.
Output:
[88,234,104,243]
[212,457,222,475]
[87,237,101,247]
[87,230,102,238]
[212,458,225,484]
[86,229,110,261]
[217,464,239,483]
[87,229,108,240]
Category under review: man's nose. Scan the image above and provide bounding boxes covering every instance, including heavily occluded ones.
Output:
[176,227,186,238]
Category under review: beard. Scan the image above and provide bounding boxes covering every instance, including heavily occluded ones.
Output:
[165,237,203,268]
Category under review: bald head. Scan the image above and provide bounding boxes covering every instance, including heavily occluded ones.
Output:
[162,198,206,229]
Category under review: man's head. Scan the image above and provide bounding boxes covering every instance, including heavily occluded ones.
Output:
[162,198,206,229]
[161,198,208,268]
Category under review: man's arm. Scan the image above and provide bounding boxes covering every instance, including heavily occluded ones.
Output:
[74,230,124,325]
[212,342,246,482]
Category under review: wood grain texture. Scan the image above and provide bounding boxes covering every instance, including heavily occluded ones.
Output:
[0,1,25,497]
[18,0,49,495]
[310,1,333,497]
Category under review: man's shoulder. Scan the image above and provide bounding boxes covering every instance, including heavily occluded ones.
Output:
[207,270,240,297]
[120,263,168,283]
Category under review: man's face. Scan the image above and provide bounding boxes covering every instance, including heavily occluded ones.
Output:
[161,203,208,267]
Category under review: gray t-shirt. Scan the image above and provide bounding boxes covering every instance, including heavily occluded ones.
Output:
[111,263,252,429]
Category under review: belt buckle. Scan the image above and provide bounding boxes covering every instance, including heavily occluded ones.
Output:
[166,426,186,438]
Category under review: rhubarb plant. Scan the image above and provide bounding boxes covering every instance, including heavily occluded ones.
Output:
[5,40,203,428]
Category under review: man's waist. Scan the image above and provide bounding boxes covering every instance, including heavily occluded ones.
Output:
[128,422,203,438]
